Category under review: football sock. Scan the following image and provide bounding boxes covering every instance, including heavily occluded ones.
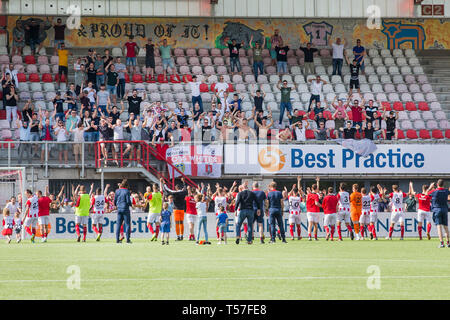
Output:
[330,226,335,239]
[75,225,80,237]
[347,225,353,233]
[92,225,99,234]
[175,222,180,236]
[427,223,431,233]
[99,225,103,234]
[296,225,301,237]
[400,226,405,238]
[147,223,154,234]
[360,225,365,237]
[155,225,160,237]
[324,226,330,235]
[389,226,393,238]
[32,227,36,235]
[290,225,294,237]
[337,225,342,239]
[243,224,248,234]
[354,223,360,234]
[83,227,87,240]
[216,226,220,238]
[418,225,423,239]
[371,225,377,238]
[25,226,32,235]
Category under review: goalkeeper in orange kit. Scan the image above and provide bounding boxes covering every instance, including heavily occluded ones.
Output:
[350,183,362,241]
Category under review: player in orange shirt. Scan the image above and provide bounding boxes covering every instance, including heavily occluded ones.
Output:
[350,183,362,240]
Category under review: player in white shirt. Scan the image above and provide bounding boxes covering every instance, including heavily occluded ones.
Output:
[336,183,354,241]
[386,185,408,240]
[13,211,23,243]
[90,184,109,242]
[368,185,383,240]
[288,177,304,240]
[359,188,371,240]
[23,189,39,242]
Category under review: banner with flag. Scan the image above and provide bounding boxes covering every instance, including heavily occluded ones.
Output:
[166,144,223,178]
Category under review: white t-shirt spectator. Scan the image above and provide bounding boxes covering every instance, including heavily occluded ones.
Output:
[87,88,96,103]
[196,202,207,217]
[294,126,306,141]
[215,82,228,99]
[55,127,68,142]
[332,43,344,59]
[190,81,201,97]
[73,127,85,142]
[114,124,124,140]
[5,202,19,215]
[310,81,323,96]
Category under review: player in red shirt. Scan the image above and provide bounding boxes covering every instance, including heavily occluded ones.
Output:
[37,186,52,243]
[322,187,339,241]
[409,181,434,240]
[185,186,198,241]
[306,177,322,241]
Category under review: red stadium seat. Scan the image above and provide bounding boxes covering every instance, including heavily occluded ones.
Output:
[0,91,2,100]
[323,110,332,120]
[170,74,181,83]
[446,130,450,139]
[182,75,193,83]
[17,73,26,82]
[405,102,417,111]
[199,83,209,92]
[305,129,315,139]
[54,74,66,82]
[397,129,405,139]
[132,74,143,83]
[157,74,168,83]
[42,73,53,82]
[431,130,444,139]
[419,129,431,139]
[0,110,5,120]
[124,73,130,83]
[2,139,15,149]
[329,130,336,139]
[210,83,216,92]
[393,102,404,111]
[381,102,391,111]
[28,73,39,82]
[406,129,418,139]
[24,55,36,65]
[418,102,430,111]
[228,83,234,92]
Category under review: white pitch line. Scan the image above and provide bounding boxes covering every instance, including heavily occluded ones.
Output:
[1,275,450,283]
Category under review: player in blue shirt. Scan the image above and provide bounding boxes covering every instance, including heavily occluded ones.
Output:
[216,206,228,244]
[353,39,366,74]
[252,182,267,244]
[267,181,287,243]
[429,179,450,248]
[159,202,172,245]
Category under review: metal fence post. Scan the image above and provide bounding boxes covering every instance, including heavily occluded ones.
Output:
[44,142,48,178]
[81,142,85,178]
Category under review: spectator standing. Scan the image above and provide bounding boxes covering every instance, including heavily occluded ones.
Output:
[74,59,87,95]
[251,84,266,112]
[54,119,70,167]
[114,179,133,243]
[214,75,229,104]
[1,72,14,110]
[102,49,114,71]
[52,18,66,54]
[144,38,156,81]
[53,91,65,122]
[383,110,399,140]
[353,39,366,75]
[275,41,289,75]
[350,95,365,131]
[25,18,43,55]
[39,117,55,163]
[126,89,146,116]
[4,64,19,89]
[29,112,40,158]
[249,35,266,80]
[270,29,283,66]
[65,83,78,111]
[17,119,31,164]
[105,62,119,106]
[96,84,110,116]
[56,43,71,89]
[86,63,97,90]
[329,37,346,76]
[228,38,244,76]
[70,122,85,168]
[85,48,95,66]
[190,75,204,114]
[345,56,361,96]
[159,39,177,80]
[300,42,318,76]
[12,20,25,56]
[5,86,18,128]
[123,36,139,76]
[276,80,297,127]
[235,183,260,244]
[307,76,327,113]
[94,53,106,90]
[114,57,127,100]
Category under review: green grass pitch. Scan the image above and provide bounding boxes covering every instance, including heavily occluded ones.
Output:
[1,238,449,300]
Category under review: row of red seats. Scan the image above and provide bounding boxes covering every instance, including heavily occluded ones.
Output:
[381,101,430,112]
[12,73,66,83]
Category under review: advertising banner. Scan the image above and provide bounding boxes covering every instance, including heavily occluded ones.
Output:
[39,212,442,239]
[224,144,450,175]
[166,144,222,178]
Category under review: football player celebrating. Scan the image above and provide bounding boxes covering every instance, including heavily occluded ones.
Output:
[367,185,383,240]
[288,178,303,241]
[409,181,433,240]
[336,183,354,241]
[90,184,110,241]
[359,188,371,240]
[350,184,362,240]
[322,187,338,241]
[386,185,408,240]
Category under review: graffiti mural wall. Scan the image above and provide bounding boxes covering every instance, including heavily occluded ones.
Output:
[7,16,450,50]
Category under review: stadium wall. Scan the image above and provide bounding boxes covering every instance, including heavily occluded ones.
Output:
[7,16,450,50]
[46,211,442,239]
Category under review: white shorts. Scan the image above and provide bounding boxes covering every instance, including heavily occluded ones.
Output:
[38,216,50,225]
[91,213,105,225]
[390,210,405,224]
[359,210,370,225]
[75,215,89,225]
[24,216,38,227]
[324,213,336,226]
[337,210,351,224]
[186,213,197,224]
[289,212,301,225]
[147,212,160,224]
[369,211,378,223]
[417,209,431,223]
[307,212,321,223]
